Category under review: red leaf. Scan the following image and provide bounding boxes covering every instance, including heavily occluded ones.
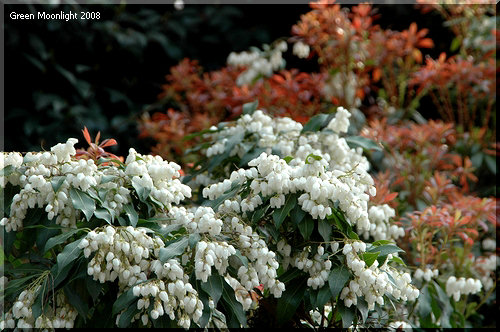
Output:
[100,138,118,148]
[82,127,92,145]
[95,131,101,145]
[385,192,398,202]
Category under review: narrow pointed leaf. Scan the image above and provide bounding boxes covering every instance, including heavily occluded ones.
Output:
[328,266,351,299]
[201,274,224,306]
[56,238,83,274]
[272,194,297,229]
[159,237,189,262]
[123,203,138,227]
[69,188,96,221]
[43,228,82,253]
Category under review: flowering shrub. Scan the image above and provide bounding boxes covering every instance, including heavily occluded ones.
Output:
[2,1,497,330]
[1,105,423,329]
[0,135,286,328]
[182,103,419,328]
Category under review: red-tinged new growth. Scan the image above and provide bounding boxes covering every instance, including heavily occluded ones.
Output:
[75,127,123,165]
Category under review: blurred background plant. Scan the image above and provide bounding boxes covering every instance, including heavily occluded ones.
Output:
[4,1,307,155]
[138,3,449,164]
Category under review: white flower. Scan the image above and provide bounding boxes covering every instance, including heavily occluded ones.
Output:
[293,41,310,58]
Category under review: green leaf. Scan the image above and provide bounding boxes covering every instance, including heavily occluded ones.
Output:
[390,256,407,266]
[64,284,89,322]
[155,224,183,238]
[123,203,138,227]
[369,244,405,265]
[56,239,83,274]
[50,176,66,193]
[368,244,405,256]
[318,219,332,242]
[43,228,82,254]
[298,215,314,240]
[291,204,306,226]
[35,218,60,253]
[32,279,48,320]
[283,156,294,164]
[301,113,330,133]
[316,284,332,309]
[304,153,322,164]
[117,216,128,226]
[112,286,137,316]
[278,268,303,284]
[189,233,201,249]
[87,189,103,204]
[328,266,351,299]
[272,194,297,229]
[183,128,218,141]
[239,147,267,167]
[201,274,224,306]
[69,188,96,221]
[159,237,189,262]
[357,297,369,324]
[205,182,242,211]
[52,257,77,288]
[195,285,211,328]
[1,165,15,177]
[485,155,496,175]
[222,279,247,327]
[347,230,359,240]
[361,252,379,267]
[131,179,151,203]
[345,136,382,151]
[329,208,351,235]
[371,240,393,246]
[418,284,432,318]
[117,301,139,328]
[94,208,112,225]
[338,300,355,328]
[385,271,398,288]
[433,280,452,328]
[450,36,461,52]
[471,152,484,169]
[242,100,259,115]
[206,131,245,172]
[86,277,104,303]
[252,204,269,223]
[277,277,307,326]
[100,175,118,184]
[230,250,249,269]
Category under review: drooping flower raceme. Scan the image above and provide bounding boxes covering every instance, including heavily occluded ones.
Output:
[1,138,285,329]
[190,108,414,314]
[197,108,403,240]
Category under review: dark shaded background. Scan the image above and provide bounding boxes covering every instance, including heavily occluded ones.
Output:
[3,3,453,156]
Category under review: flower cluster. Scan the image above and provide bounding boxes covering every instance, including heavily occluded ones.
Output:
[340,241,419,310]
[198,109,401,240]
[80,226,164,286]
[2,287,77,329]
[1,139,192,232]
[290,245,333,290]
[473,254,498,291]
[445,276,482,302]
[413,267,439,282]
[128,278,203,329]
[227,41,287,86]
[292,41,310,59]
[125,148,191,208]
